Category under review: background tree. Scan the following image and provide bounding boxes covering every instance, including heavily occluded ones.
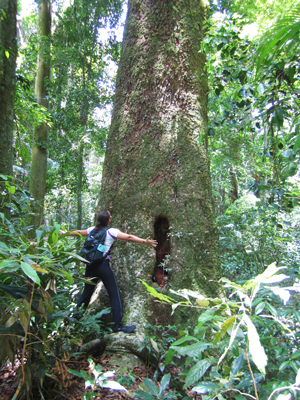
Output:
[0,0,18,179]
[48,0,122,229]
[97,0,220,331]
[29,0,51,228]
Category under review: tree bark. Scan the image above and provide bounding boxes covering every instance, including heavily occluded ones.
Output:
[29,0,51,228]
[0,0,17,178]
[97,0,220,330]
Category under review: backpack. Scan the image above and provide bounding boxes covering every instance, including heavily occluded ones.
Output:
[79,227,110,264]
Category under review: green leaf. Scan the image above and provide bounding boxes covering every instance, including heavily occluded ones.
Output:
[279,360,290,371]
[214,316,236,344]
[67,368,87,379]
[191,382,217,394]
[184,359,213,388]
[275,108,283,127]
[244,314,267,376]
[133,390,154,400]
[293,135,300,152]
[171,335,198,346]
[36,230,44,243]
[0,260,19,270]
[164,348,175,366]
[21,262,41,285]
[257,83,265,94]
[266,302,278,316]
[7,185,15,194]
[5,50,9,59]
[142,378,158,397]
[172,342,211,358]
[159,374,171,397]
[140,280,174,303]
[230,354,244,377]
[60,270,73,285]
[198,134,205,144]
[52,231,58,245]
[255,302,265,315]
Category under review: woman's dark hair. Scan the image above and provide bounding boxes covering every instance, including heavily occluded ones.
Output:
[96,211,110,229]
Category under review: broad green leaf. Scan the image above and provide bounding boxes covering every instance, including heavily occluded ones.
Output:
[275,108,283,127]
[255,302,265,315]
[219,319,243,365]
[150,338,159,352]
[293,135,300,152]
[133,390,154,400]
[142,378,158,397]
[257,83,265,94]
[5,50,9,58]
[0,260,19,270]
[214,316,236,344]
[279,360,290,371]
[60,270,73,284]
[36,230,44,243]
[230,354,244,377]
[164,348,175,366]
[191,382,217,394]
[184,359,213,388]
[266,302,277,316]
[140,280,174,303]
[7,185,15,194]
[52,231,58,245]
[198,134,205,144]
[21,262,40,285]
[196,298,209,307]
[171,335,198,346]
[19,311,29,332]
[172,342,211,358]
[159,373,171,397]
[244,314,267,376]
[282,149,294,158]
[67,368,87,379]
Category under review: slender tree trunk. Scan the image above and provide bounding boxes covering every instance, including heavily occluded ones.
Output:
[77,143,84,229]
[97,0,220,330]
[29,0,51,228]
[0,0,17,178]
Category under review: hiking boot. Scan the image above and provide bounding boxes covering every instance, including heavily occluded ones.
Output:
[113,324,136,334]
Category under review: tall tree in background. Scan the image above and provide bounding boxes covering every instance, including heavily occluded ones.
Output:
[97,0,220,330]
[0,0,17,178]
[29,0,51,228]
[50,0,122,229]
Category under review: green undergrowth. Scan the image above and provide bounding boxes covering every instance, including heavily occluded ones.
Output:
[139,262,300,400]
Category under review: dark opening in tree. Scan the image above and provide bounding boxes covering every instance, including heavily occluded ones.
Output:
[153,215,170,287]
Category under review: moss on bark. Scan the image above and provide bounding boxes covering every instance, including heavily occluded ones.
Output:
[97,0,220,330]
[0,0,17,179]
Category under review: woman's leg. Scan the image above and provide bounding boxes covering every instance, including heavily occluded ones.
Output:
[95,259,123,328]
[76,264,98,310]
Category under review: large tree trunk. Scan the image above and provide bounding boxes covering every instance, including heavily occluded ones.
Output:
[0,0,17,178]
[97,0,220,331]
[29,0,51,228]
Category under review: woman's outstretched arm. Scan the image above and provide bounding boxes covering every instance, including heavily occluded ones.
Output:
[60,229,89,237]
[117,231,158,247]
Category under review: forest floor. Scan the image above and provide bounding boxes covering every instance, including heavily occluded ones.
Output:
[0,352,197,400]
